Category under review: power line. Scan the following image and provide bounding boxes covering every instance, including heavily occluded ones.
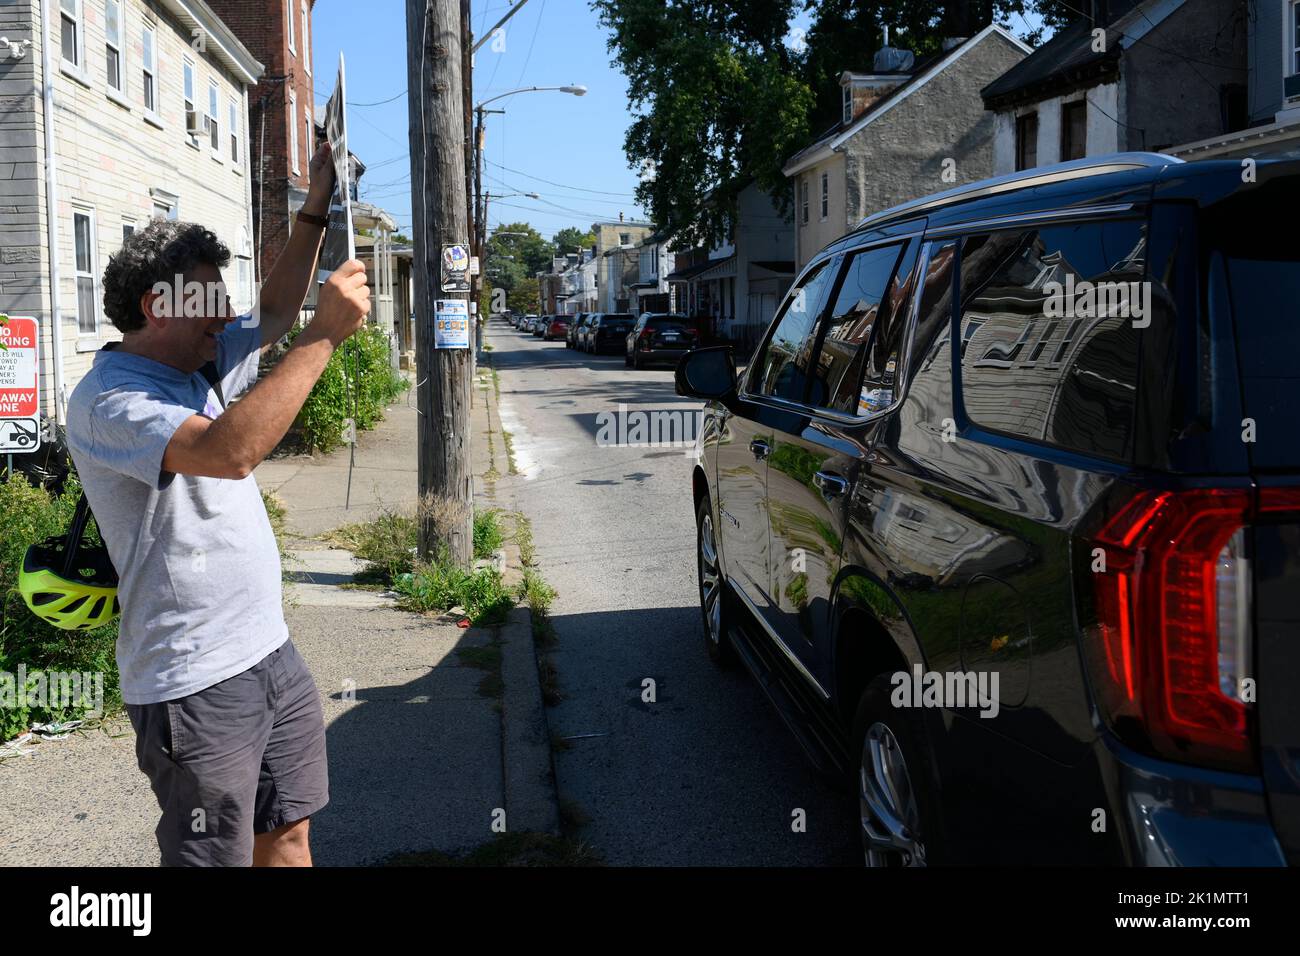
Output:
[484,157,638,197]
[514,0,546,88]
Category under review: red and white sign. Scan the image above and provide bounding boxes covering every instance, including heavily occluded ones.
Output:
[0,316,40,453]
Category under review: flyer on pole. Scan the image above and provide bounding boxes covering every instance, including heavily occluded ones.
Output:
[434,300,470,349]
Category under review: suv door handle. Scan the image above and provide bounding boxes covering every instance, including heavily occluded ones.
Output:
[813,470,849,499]
[749,438,771,460]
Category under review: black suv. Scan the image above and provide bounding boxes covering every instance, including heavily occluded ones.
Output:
[678,153,1300,866]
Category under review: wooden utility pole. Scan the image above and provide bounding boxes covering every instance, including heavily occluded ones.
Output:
[406,0,474,565]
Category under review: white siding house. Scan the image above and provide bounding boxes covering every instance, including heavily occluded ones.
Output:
[0,0,262,420]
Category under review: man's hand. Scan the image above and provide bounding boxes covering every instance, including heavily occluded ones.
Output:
[163,260,371,481]
[302,142,337,217]
[304,260,371,347]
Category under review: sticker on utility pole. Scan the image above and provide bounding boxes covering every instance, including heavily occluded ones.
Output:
[434,299,471,349]
[441,244,471,292]
[0,315,40,453]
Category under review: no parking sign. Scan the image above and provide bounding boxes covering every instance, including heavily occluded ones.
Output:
[0,315,40,453]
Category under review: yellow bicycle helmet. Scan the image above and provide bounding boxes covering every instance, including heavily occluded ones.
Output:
[19,493,119,631]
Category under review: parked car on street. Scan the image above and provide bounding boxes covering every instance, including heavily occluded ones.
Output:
[625,313,704,368]
[532,315,550,337]
[585,312,635,354]
[678,152,1300,866]
[544,315,570,341]
[568,313,595,348]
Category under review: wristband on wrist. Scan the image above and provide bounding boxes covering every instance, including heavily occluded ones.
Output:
[296,210,328,228]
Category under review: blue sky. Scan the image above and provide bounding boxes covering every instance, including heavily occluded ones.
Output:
[313,1,648,243]
[312,3,1045,244]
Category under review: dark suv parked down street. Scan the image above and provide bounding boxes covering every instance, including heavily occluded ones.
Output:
[677,152,1300,867]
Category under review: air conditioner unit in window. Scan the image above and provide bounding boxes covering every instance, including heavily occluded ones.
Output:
[186,113,207,136]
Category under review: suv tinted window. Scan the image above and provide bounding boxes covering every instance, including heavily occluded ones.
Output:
[755,259,834,402]
[957,219,1146,460]
[810,243,904,413]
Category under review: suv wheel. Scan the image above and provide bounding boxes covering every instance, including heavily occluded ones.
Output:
[696,496,733,665]
[852,673,940,867]
[632,350,643,370]
[624,350,632,367]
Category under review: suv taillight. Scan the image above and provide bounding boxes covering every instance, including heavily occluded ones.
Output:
[1082,488,1256,772]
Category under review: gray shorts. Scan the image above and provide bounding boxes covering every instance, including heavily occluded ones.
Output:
[125,638,329,866]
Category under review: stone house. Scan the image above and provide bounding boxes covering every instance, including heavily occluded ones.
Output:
[981,0,1248,172]
[1171,0,1300,159]
[783,24,1030,269]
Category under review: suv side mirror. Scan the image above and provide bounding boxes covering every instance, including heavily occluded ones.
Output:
[676,346,736,400]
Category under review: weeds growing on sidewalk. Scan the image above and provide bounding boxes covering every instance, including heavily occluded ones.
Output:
[325,507,502,585]
[393,556,513,625]
[473,509,504,558]
[0,475,121,739]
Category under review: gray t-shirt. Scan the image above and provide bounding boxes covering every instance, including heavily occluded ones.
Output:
[65,321,287,705]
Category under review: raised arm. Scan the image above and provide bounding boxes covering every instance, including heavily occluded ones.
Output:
[163,260,371,480]
[255,142,340,350]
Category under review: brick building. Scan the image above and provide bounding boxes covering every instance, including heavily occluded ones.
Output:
[207,0,316,281]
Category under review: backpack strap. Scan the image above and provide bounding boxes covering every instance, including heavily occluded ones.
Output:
[198,361,225,410]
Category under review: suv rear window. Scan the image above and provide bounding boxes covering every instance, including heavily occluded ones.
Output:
[956,219,1146,461]
[1200,175,1300,470]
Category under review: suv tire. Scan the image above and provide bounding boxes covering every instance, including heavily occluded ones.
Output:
[851,672,943,867]
[696,495,734,666]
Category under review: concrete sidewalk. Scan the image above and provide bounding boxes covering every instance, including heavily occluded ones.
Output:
[0,369,557,865]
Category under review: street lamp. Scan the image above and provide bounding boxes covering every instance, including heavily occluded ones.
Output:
[469,85,587,328]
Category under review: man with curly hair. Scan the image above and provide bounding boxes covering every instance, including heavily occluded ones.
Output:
[64,143,370,867]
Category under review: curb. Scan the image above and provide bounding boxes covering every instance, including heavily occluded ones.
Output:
[498,605,562,836]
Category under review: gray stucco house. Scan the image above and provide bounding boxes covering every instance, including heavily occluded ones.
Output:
[782,23,1029,269]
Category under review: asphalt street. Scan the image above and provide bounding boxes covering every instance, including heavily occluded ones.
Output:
[489,322,858,866]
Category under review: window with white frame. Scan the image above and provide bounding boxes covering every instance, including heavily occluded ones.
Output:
[800,178,809,225]
[183,60,198,141]
[820,171,828,220]
[105,0,124,94]
[842,84,852,125]
[229,97,240,163]
[72,207,98,336]
[59,0,82,70]
[305,108,313,167]
[289,90,300,174]
[208,80,220,154]
[287,0,296,55]
[121,219,135,243]
[301,1,311,74]
[141,23,157,114]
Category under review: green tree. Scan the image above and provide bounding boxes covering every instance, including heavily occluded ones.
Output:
[552,226,596,256]
[594,0,811,248]
[507,276,540,315]
[595,0,1065,245]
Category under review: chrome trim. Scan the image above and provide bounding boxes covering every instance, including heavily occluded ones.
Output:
[854,152,1181,232]
[924,202,1138,237]
[727,575,832,700]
